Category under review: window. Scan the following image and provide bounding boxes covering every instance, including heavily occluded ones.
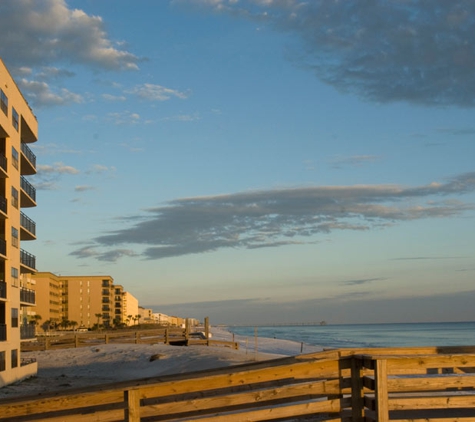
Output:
[11,227,18,248]
[11,187,18,209]
[12,108,19,131]
[11,349,18,368]
[0,90,7,116]
[12,147,19,169]
[11,267,18,287]
[0,352,5,372]
[11,308,18,327]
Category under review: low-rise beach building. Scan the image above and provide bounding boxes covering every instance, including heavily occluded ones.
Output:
[0,58,39,387]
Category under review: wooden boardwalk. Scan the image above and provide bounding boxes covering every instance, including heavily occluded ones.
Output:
[3,345,475,421]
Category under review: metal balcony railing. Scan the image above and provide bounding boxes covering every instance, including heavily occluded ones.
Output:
[21,357,37,367]
[0,324,6,341]
[20,287,35,305]
[21,142,36,168]
[20,212,36,236]
[21,176,36,202]
[20,324,36,340]
[20,249,36,270]
[0,280,6,299]
[0,196,6,215]
[0,154,6,173]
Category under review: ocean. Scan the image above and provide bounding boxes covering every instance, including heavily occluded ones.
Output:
[228,321,475,349]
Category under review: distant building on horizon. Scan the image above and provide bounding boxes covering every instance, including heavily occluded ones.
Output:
[0,58,39,387]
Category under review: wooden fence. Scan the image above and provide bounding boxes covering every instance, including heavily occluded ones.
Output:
[21,328,239,351]
[2,345,475,421]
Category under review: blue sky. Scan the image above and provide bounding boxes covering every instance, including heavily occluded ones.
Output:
[1,0,474,324]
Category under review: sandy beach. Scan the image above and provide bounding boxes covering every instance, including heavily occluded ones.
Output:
[0,327,323,400]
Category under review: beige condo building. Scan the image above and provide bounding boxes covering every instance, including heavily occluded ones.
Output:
[33,272,143,330]
[0,58,39,387]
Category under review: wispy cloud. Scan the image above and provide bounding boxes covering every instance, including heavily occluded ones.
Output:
[74,185,95,192]
[179,0,475,107]
[127,84,190,101]
[107,111,141,125]
[16,79,83,107]
[340,277,387,286]
[70,171,475,262]
[34,162,80,190]
[329,155,381,169]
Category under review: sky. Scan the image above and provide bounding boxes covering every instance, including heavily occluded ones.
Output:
[1,0,474,325]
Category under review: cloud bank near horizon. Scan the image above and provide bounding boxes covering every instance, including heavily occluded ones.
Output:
[177,0,475,107]
[70,171,475,262]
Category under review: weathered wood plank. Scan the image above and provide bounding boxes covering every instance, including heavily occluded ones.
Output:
[142,397,351,422]
[140,379,341,418]
[125,389,140,422]
[375,359,389,422]
[387,375,475,392]
[389,394,475,410]
[138,358,341,401]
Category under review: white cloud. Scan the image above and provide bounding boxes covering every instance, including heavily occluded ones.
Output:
[0,0,139,71]
[127,84,190,101]
[17,79,83,107]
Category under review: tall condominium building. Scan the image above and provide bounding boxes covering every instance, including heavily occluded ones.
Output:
[33,273,125,329]
[0,58,38,387]
[59,275,114,329]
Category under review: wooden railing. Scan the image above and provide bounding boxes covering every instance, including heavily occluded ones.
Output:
[2,346,475,421]
[21,328,239,351]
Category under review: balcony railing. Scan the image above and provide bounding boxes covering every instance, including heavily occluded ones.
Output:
[20,287,35,305]
[0,280,6,299]
[0,324,6,341]
[0,196,6,215]
[21,142,36,168]
[20,249,36,270]
[0,153,6,174]
[20,324,36,340]
[20,212,36,236]
[21,176,36,202]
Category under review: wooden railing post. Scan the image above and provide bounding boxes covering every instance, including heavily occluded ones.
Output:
[375,359,389,422]
[124,388,140,422]
[74,335,79,348]
[105,334,109,344]
[204,317,209,339]
[45,338,50,350]
[350,356,364,422]
[135,332,140,344]
[165,329,169,344]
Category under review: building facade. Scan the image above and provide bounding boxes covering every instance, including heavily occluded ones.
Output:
[0,58,38,387]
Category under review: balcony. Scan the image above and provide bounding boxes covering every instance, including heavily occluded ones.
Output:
[0,153,7,177]
[20,212,36,240]
[20,287,35,305]
[0,280,5,299]
[20,176,36,207]
[0,195,7,218]
[0,239,6,258]
[20,142,36,175]
[20,249,36,272]
[0,324,5,341]
[20,324,36,340]
[102,306,111,312]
